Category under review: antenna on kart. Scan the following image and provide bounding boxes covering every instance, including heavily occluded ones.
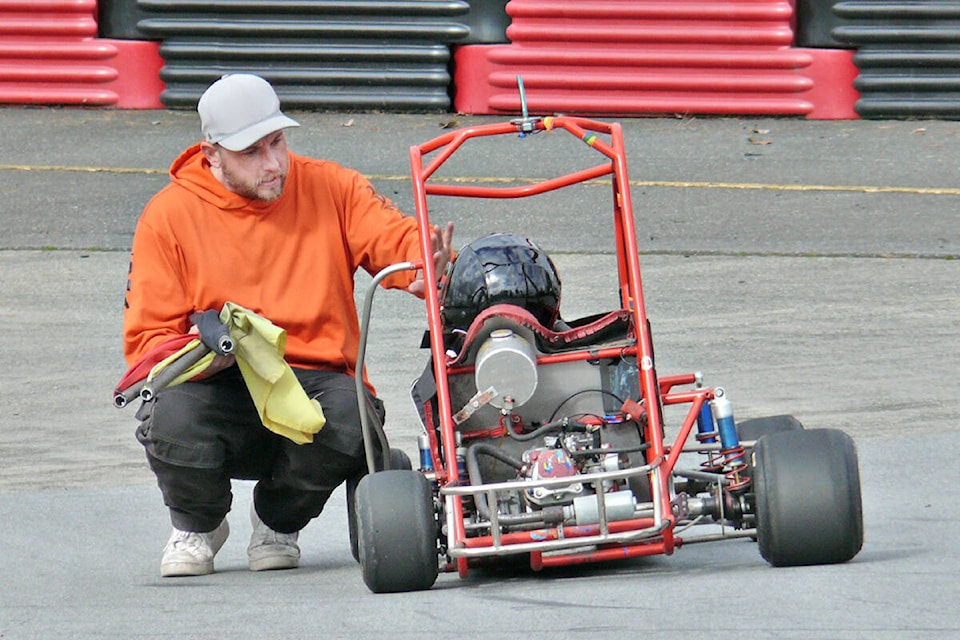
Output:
[519,75,529,120]
[512,75,540,138]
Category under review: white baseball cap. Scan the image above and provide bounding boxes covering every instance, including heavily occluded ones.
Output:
[197,74,300,151]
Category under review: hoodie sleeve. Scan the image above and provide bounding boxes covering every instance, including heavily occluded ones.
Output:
[340,169,423,290]
[122,202,195,366]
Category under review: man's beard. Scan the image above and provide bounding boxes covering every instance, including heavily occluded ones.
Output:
[221,165,286,202]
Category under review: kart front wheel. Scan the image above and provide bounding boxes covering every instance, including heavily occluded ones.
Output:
[753,429,863,567]
[356,469,439,593]
[348,448,414,562]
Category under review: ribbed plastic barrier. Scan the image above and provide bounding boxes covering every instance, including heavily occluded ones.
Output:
[795,0,852,47]
[830,1,960,118]
[453,0,860,119]
[131,0,475,110]
[0,0,163,107]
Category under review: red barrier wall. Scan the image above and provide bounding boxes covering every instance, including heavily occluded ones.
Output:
[454,0,859,119]
[0,0,163,108]
[0,0,860,115]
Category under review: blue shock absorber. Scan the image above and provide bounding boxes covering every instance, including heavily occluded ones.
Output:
[695,373,717,444]
[418,433,433,472]
[711,388,744,468]
[697,402,717,443]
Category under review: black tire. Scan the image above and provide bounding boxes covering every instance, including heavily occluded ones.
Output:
[389,447,413,471]
[737,414,804,442]
[348,448,415,562]
[737,414,805,484]
[753,429,863,567]
[356,469,439,593]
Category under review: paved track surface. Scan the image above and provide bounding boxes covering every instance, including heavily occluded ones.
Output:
[0,108,958,638]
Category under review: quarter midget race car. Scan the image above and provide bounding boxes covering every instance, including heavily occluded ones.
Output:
[350,111,863,593]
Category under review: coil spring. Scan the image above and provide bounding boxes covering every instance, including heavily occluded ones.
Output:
[697,430,725,473]
[696,438,749,491]
[722,445,749,491]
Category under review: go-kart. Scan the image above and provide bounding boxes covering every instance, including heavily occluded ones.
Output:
[351,112,863,593]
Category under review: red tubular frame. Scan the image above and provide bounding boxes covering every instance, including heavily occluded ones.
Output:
[409,116,712,574]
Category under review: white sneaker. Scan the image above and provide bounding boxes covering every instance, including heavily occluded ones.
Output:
[160,519,229,577]
[248,504,300,572]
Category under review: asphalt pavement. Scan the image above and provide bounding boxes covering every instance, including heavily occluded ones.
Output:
[1,107,958,639]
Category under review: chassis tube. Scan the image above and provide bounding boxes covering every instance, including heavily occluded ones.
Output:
[534,535,674,569]
[355,261,420,475]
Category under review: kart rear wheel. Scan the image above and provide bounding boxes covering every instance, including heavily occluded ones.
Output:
[737,414,804,442]
[348,448,414,562]
[753,429,863,566]
[738,414,804,483]
[356,469,439,593]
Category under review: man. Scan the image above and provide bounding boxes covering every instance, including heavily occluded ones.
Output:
[124,73,453,577]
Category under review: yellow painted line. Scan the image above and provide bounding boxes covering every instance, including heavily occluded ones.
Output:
[0,164,167,175]
[3,164,959,196]
[371,174,960,196]
[631,180,960,196]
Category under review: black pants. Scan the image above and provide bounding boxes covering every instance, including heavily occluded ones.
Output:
[136,366,383,534]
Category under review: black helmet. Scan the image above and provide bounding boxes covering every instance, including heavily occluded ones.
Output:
[440,233,561,331]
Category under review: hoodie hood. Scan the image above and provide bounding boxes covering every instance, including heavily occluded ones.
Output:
[168,143,289,213]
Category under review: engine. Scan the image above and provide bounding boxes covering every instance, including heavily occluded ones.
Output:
[518,433,638,526]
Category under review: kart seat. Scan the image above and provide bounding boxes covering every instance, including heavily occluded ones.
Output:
[448,303,635,366]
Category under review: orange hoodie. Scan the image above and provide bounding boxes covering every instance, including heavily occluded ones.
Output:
[123,143,423,382]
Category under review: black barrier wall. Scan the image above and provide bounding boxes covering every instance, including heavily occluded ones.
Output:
[99,0,509,110]
[804,0,960,118]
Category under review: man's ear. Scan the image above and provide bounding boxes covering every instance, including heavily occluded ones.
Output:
[200,141,221,168]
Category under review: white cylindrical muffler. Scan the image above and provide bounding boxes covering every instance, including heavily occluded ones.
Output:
[474,328,538,410]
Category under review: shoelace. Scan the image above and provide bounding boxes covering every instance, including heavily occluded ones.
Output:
[168,531,209,553]
[253,527,297,546]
